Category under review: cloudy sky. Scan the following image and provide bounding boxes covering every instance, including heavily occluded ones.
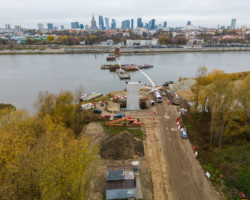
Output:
[1,0,250,29]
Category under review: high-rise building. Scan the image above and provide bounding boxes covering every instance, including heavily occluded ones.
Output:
[90,14,98,30]
[187,21,191,26]
[105,18,110,30]
[99,15,104,30]
[163,21,167,28]
[131,19,134,30]
[121,20,130,29]
[47,23,53,30]
[38,23,43,30]
[231,18,236,29]
[14,25,22,32]
[80,24,84,29]
[54,26,58,30]
[71,22,80,29]
[149,19,155,29]
[111,19,116,30]
[5,24,11,29]
[137,18,143,28]
[144,23,149,29]
[60,25,64,30]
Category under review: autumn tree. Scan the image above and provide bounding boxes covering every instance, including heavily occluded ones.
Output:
[192,66,208,111]
[206,78,235,148]
[0,104,99,199]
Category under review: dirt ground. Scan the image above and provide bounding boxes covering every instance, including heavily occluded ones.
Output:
[84,91,225,200]
[100,131,144,160]
[126,94,224,200]
[83,122,153,200]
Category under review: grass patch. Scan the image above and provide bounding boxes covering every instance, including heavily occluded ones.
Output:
[182,112,250,199]
[100,121,144,139]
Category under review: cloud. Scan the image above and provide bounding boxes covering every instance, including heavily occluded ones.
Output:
[0,0,249,29]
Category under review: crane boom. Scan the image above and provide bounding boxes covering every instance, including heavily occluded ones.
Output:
[136,67,156,89]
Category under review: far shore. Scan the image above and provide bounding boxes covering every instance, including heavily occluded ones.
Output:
[1,46,250,55]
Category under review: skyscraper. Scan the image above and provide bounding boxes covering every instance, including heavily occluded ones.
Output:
[80,24,84,29]
[105,18,110,30]
[187,21,191,26]
[38,23,43,30]
[60,25,64,30]
[99,15,104,30]
[163,21,167,28]
[121,20,130,29]
[149,19,155,29]
[71,22,79,29]
[131,19,134,30]
[47,23,53,30]
[137,18,143,28]
[90,14,98,30]
[111,19,116,30]
[5,24,11,29]
[231,18,236,29]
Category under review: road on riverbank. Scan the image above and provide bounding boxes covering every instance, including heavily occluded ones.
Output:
[127,95,224,200]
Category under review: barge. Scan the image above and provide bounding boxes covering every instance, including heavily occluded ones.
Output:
[116,69,130,79]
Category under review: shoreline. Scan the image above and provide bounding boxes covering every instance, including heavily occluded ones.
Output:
[1,46,250,55]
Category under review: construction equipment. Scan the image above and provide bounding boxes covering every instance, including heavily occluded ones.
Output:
[105,117,141,127]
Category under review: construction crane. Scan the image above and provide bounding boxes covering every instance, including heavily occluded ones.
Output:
[136,67,162,103]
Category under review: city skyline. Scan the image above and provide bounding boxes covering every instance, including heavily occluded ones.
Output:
[1,0,250,29]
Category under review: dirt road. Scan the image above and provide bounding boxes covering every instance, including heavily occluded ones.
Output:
[128,96,223,200]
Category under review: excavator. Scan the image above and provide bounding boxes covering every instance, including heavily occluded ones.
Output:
[105,117,141,127]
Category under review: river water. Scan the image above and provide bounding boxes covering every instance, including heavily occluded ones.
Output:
[0,52,249,112]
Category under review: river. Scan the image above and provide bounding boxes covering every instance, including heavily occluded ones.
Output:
[0,52,249,112]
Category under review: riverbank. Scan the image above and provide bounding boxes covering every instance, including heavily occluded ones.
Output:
[1,46,250,55]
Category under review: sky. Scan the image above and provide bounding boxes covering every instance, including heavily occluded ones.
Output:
[1,0,250,29]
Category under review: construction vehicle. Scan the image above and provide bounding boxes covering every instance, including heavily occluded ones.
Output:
[105,117,141,127]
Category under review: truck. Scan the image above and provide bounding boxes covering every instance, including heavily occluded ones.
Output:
[153,91,162,103]
[81,103,94,111]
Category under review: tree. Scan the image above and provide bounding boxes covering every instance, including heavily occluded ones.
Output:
[207,78,235,148]
[194,66,208,111]
[47,35,55,42]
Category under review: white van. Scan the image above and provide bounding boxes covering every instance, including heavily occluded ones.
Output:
[81,103,94,111]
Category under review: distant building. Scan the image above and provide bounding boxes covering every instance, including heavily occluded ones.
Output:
[14,25,22,32]
[71,22,79,29]
[54,26,58,30]
[164,21,167,28]
[231,18,236,29]
[111,19,116,30]
[99,15,105,30]
[90,14,98,30]
[47,23,53,30]
[105,18,110,30]
[149,19,156,29]
[187,21,191,26]
[5,24,11,29]
[126,38,159,47]
[131,19,134,30]
[80,24,84,29]
[85,25,89,30]
[60,25,64,30]
[221,26,225,29]
[144,23,149,29]
[38,23,43,30]
[121,20,130,29]
[137,18,143,28]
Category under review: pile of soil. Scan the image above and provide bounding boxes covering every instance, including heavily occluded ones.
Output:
[173,79,196,91]
[100,131,144,160]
